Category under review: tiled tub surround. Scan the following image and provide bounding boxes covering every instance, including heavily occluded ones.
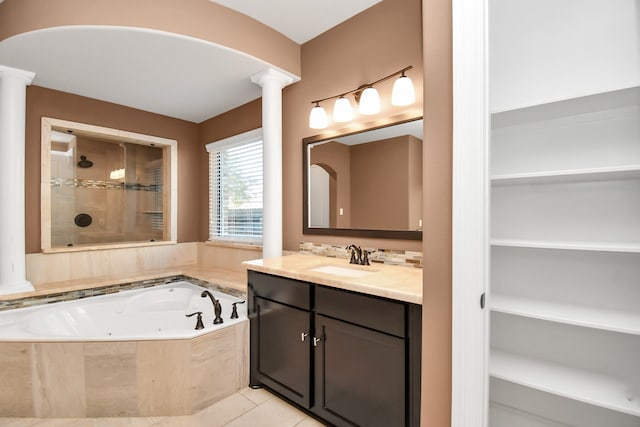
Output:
[0,275,245,312]
[0,281,247,340]
[299,241,423,268]
[0,280,249,417]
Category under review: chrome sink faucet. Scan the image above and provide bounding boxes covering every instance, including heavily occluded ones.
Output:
[201,290,224,324]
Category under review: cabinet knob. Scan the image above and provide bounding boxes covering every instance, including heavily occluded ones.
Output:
[313,337,322,347]
[301,332,308,342]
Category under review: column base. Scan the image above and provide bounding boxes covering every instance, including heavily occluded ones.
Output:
[0,280,35,296]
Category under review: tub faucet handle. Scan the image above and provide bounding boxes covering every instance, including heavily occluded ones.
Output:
[231,300,245,319]
[186,311,204,330]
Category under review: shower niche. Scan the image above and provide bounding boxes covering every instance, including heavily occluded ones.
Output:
[41,117,177,251]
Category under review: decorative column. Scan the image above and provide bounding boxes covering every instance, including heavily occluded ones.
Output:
[251,68,296,259]
[0,65,36,295]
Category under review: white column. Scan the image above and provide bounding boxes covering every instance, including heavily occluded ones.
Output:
[251,68,295,259]
[0,65,36,295]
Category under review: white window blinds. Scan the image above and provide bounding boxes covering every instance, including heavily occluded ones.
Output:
[207,129,263,243]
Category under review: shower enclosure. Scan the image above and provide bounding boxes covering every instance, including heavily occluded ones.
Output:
[41,118,177,251]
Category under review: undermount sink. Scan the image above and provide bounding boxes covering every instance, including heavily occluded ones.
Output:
[309,265,376,278]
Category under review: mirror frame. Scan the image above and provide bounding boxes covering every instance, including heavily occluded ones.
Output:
[41,117,178,252]
[302,116,423,240]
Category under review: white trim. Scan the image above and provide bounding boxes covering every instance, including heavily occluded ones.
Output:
[451,0,490,426]
[205,128,263,153]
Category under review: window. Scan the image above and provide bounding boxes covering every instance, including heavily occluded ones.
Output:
[207,129,263,244]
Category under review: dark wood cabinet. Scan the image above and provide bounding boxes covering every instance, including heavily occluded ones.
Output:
[251,296,311,407]
[248,270,421,426]
[313,314,405,427]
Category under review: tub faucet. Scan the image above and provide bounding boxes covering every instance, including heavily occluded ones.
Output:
[201,290,223,324]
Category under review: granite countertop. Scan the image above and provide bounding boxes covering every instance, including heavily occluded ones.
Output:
[243,253,422,305]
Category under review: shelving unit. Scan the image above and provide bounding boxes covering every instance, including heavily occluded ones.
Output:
[491,164,640,185]
[490,239,640,253]
[491,350,640,416]
[491,294,640,336]
[489,85,640,426]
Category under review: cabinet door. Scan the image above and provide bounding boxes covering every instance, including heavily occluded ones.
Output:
[251,296,311,407]
[313,314,406,427]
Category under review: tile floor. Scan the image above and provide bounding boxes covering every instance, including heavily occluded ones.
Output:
[0,387,326,427]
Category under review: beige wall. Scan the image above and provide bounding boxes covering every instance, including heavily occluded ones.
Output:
[283,0,424,252]
[26,86,201,253]
[421,0,453,425]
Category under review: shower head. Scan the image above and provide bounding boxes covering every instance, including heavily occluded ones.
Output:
[77,155,93,168]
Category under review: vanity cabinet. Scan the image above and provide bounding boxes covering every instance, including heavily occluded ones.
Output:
[249,272,312,408]
[248,270,421,427]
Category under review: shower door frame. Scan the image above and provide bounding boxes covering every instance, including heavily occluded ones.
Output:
[40,117,178,252]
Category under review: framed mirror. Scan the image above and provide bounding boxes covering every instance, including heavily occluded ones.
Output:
[303,117,423,240]
[41,117,178,252]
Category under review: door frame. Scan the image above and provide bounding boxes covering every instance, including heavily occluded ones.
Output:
[451,0,490,426]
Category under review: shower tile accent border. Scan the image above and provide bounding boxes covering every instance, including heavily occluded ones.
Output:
[51,177,162,192]
[299,241,423,268]
[0,275,246,312]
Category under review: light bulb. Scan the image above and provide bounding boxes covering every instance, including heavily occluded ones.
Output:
[333,96,354,122]
[309,103,328,129]
[392,73,415,106]
[358,87,380,115]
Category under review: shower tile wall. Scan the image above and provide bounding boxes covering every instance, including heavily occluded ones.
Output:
[50,137,163,247]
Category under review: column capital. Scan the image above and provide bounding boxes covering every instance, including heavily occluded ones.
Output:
[251,67,298,89]
[0,65,36,85]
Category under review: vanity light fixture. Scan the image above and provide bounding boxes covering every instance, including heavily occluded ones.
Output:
[308,65,414,129]
[358,86,381,115]
[391,70,416,106]
[333,96,354,122]
[309,102,329,129]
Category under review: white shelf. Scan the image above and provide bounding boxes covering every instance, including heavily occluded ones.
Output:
[490,350,640,417]
[491,294,640,335]
[491,165,640,185]
[490,239,640,253]
[491,85,640,120]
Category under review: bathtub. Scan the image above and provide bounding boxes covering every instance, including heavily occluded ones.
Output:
[0,281,247,341]
[0,281,250,417]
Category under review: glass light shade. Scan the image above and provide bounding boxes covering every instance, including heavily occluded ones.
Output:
[333,96,354,122]
[358,87,381,115]
[309,104,328,129]
[391,75,415,106]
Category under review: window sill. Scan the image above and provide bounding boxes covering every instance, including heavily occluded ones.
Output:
[205,240,262,251]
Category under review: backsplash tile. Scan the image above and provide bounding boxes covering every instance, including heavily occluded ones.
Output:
[299,242,423,268]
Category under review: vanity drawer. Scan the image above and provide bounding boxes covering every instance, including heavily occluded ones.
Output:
[248,271,311,310]
[315,285,405,338]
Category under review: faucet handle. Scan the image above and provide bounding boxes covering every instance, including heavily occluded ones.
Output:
[361,250,370,266]
[186,311,204,330]
[231,300,246,319]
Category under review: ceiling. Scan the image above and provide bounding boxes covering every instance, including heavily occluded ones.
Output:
[210,0,382,44]
[0,1,382,123]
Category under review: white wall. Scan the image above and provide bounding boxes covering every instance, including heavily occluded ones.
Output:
[490,0,640,112]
